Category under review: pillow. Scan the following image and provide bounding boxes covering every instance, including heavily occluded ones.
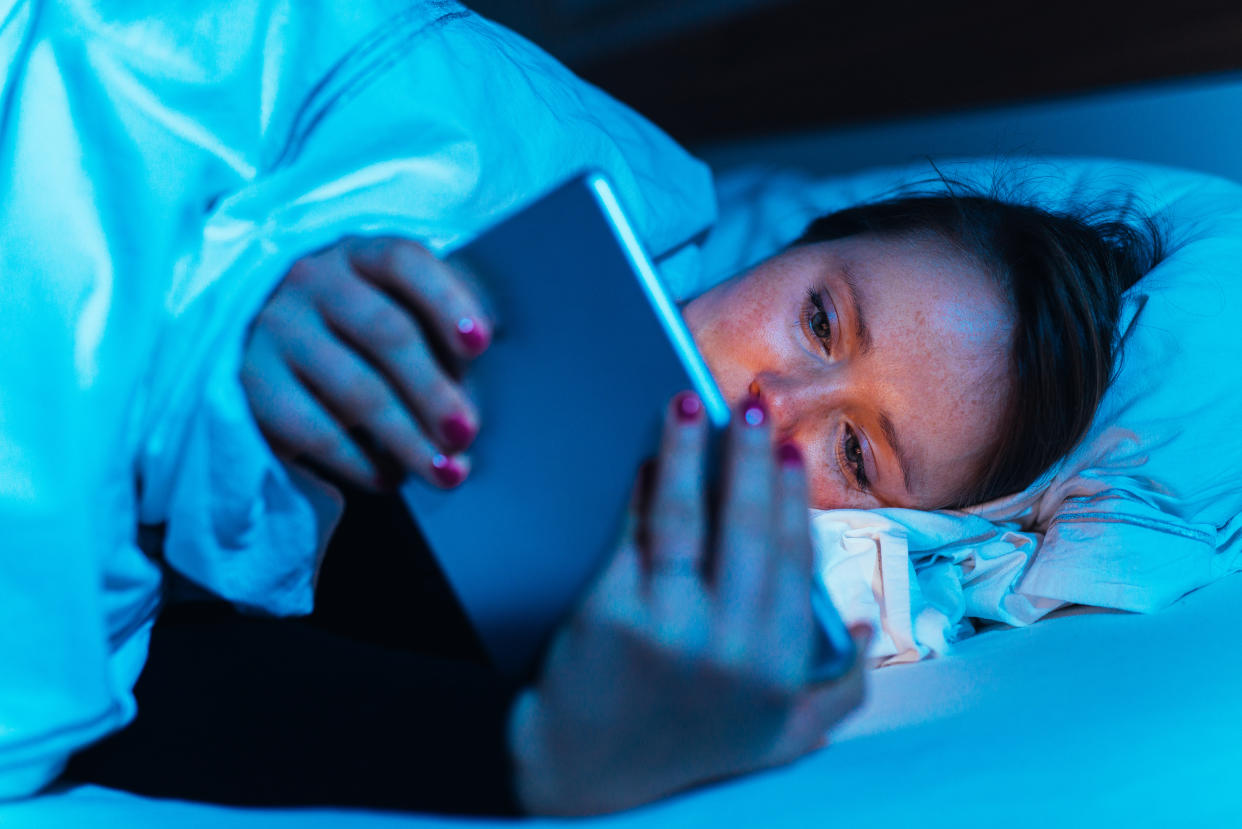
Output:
[687,158,1242,659]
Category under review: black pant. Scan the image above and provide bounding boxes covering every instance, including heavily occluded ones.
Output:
[64,490,522,816]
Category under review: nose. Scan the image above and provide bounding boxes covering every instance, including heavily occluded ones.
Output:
[750,370,842,440]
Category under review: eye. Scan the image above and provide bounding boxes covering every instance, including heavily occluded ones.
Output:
[803,288,833,353]
[838,425,871,491]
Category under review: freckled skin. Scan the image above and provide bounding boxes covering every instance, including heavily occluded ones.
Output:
[682,234,1013,511]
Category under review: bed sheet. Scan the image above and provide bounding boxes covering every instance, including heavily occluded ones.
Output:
[7,73,1242,829]
[6,570,1239,828]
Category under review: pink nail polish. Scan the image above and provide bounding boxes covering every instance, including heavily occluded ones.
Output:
[457,317,489,355]
[431,453,465,488]
[741,395,767,428]
[674,391,702,423]
[441,412,475,452]
[777,441,803,468]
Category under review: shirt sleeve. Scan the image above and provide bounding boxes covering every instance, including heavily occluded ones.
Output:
[130,0,715,613]
[2,0,714,796]
[0,0,165,797]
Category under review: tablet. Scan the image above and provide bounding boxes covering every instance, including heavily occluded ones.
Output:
[401,172,855,681]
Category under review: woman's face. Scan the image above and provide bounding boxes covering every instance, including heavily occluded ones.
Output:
[682,234,1014,511]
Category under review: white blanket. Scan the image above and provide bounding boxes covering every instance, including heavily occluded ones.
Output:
[0,0,712,797]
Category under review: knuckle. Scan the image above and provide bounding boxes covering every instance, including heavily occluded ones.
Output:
[677,627,713,664]
[284,258,321,289]
[301,428,342,461]
[294,336,340,377]
[649,498,699,537]
[709,631,753,676]
[360,303,416,349]
[594,609,646,654]
[648,618,685,655]
[339,378,389,417]
[386,236,428,257]
[413,375,457,410]
[767,667,802,701]
[727,499,771,533]
[383,238,431,280]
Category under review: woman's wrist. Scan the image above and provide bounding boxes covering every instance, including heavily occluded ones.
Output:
[506,689,565,815]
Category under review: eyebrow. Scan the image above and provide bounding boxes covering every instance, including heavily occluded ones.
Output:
[839,261,915,493]
[839,263,873,354]
[878,410,917,494]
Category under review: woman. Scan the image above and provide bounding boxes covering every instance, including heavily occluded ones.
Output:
[68,188,1159,814]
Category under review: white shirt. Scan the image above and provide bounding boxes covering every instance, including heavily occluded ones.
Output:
[0,0,714,796]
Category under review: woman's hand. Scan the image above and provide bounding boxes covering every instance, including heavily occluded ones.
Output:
[508,392,872,815]
[241,237,492,490]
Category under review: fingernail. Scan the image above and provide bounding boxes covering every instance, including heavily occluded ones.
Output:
[674,391,702,423]
[457,317,489,355]
[440,412,475,452]
[431,453,466,488]
[776,441,803,468]
[741,395,767,428]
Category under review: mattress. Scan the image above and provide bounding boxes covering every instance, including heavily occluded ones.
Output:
[9,570,1240,827]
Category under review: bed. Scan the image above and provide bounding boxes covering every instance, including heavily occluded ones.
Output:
[4,60,1240,826]
[12,577,1242,827]
[9,571,1242,829]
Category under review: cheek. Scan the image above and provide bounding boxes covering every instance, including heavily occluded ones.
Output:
[798,441,879,512]
[691,295,791,396]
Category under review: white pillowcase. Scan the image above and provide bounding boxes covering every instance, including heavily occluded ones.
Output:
[684,158,1242,659]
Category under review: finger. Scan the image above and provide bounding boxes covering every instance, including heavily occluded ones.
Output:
[346,236,493,362]
[315,271,479,455]
[765,442,817,686]
[646,392,713,645]
[713,395,776,651]
[281,318,468,489]
[647,392,708,580]
[632,459,658,563]
[241,353,382,489]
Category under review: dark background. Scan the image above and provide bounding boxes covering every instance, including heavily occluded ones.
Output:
[469,0,1242,145]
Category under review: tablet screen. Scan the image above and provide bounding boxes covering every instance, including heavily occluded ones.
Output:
[401,172,727,678]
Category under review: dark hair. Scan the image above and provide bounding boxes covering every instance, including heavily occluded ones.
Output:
[795,185,1163,508]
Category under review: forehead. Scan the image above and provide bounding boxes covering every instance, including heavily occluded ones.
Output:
[830,233,1009,358]
[826,234,1013,501]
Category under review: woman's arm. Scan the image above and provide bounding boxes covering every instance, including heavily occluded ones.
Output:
[510,393,871,815]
